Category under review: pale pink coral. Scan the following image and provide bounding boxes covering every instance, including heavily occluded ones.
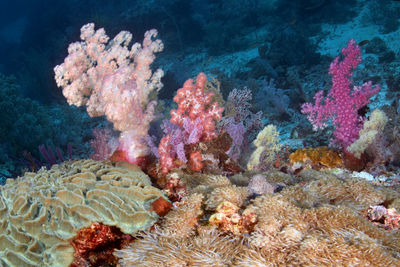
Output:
[54,23,164,162]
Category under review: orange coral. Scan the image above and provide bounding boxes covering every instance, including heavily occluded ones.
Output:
[209,201,257,235]
[150,197,173,217]
[289,146,342,169]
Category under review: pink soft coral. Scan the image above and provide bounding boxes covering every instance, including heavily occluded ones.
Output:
[301,39,380,149]
[158,73,224,174]
[54,23,164,163]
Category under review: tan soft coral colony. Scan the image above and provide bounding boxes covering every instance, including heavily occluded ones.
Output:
[0,160,165,266]
[114,168,400,266]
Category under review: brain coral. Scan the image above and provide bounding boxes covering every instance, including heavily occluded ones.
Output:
[0,159,165,267]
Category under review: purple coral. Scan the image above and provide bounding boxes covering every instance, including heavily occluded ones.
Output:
[220,88,263,160]
[301,39,380,149]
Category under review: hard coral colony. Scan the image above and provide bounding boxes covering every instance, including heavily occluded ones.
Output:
[1,10,400,267]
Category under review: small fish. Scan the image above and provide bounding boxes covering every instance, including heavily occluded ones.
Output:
[358,40,370,46]
[289,18,297,25]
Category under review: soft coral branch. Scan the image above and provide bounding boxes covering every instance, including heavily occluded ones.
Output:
[158,73,224,174]
[301,39,380,149]
[54,23,164,163]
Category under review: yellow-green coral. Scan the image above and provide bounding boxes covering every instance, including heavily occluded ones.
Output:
[347,109,388,158]
[247,124,281,171]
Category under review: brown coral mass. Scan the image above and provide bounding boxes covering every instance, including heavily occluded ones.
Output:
[71,222,133,267]
[289,146,343,169]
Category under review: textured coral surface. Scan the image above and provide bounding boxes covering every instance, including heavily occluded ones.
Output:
[115,169,400,266]
[0,160,165,266]
[289,146,343,169]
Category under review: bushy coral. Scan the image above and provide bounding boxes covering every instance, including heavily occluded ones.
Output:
[158,73,224,173]
[247,124,282,171]
[302,39,380,149]
[54,23,164,163]
[219,87,263,162]
[347,109,388,161]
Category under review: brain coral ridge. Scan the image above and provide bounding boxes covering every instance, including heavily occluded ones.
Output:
[0,159,165,267]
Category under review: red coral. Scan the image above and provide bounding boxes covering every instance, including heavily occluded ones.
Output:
[150,197,173,217]
[71,222,133,267]
[159,73,224,174]
[365,205,400,230]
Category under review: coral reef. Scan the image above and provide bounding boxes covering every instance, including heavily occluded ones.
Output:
[0,159,166,266]
[301,39,381,149]
[289,146,343,170]
[158,72,224,174]
[115,169,400,266]
[5,7,400,266]
[347,109,388,159]
[114,194,245,266]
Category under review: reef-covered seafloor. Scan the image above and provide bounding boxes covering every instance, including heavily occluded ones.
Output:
[2,1,400,266]
[1,158,400,266]
[116,167,400,266]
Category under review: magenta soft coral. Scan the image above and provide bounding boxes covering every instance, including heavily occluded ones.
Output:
[158,73,224,174]
[301,39,380,149]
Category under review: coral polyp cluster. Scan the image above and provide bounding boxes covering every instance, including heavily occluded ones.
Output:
[289,146,343,169]
[209,201,257,235]
[114,169,400,266]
